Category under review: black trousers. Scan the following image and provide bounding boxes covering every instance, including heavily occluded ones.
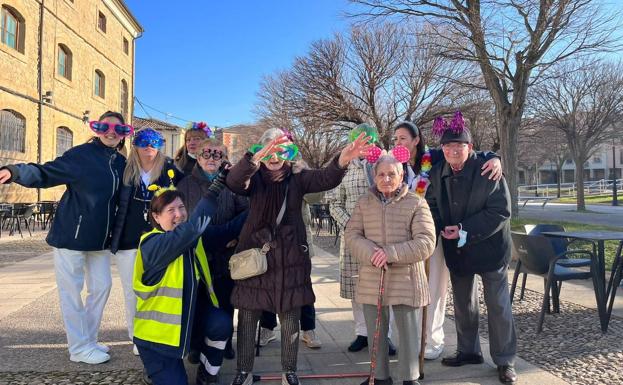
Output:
[260,303,315,331]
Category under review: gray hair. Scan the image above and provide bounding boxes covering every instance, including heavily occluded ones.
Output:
[259,128,285,145]
[373,155,404,176]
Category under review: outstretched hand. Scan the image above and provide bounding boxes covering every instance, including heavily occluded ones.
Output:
[196,216,211,234]
[339,132,373,168]
[481,158,502,181]
[251,135,290,164]
[0,169,11,184]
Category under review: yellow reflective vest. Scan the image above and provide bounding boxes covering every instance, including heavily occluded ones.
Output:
[133,228,219,347]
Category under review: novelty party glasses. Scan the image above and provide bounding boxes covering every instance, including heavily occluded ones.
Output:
[199,149,224,160]
[132,129,165,149]
[249,143,299,162]
[89,121,134,137]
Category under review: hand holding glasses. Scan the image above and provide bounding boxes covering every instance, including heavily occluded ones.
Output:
[249,142,299,162]
[89,121,134,137]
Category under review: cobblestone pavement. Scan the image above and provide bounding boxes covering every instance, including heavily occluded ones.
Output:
[0,231,51,268]
[446,281,623,385]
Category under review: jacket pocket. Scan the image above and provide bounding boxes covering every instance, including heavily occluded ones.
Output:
[74,215,83,239]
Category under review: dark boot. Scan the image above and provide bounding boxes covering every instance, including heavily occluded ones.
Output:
[348,335,368,352]
[441,351,484,367]
[224,338,235,360]
[498,365,517,384]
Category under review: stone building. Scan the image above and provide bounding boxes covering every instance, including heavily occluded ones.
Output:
[0,0,142,202]
[132,116,182,159]
[218,124,266,163]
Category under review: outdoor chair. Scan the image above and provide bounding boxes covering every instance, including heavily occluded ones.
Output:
[510,232,596,333]
[514,224,593,302]
[314,204,337,237]
[7,204,35,238]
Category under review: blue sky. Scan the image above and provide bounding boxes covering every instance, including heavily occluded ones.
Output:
[125,0,351,128]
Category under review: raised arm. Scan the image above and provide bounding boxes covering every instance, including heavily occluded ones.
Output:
[0,147,82,188]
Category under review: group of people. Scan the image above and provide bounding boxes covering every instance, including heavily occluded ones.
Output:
[0,109,519,385]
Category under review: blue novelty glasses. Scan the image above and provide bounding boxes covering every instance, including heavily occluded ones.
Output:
[89,121,134,137]
[132,129,165,149]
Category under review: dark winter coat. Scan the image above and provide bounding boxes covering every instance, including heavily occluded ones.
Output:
[426,152,512,275]
[110,158,182,253]
[225,153,347,313]
[3,139,125,251]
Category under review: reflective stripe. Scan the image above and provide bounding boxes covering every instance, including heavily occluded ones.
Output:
[135,310,182,325]
[134,286,183,301]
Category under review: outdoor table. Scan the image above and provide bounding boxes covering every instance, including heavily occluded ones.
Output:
[542,231,623,333]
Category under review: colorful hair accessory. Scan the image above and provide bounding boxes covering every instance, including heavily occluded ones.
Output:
[147,169,176,197]
[432,111,467,137]
[280,128,294,141]
[249,143,299,162]
[366,145,411,165]
[366,146,383,164]
[349,123,379,144]
[414,146,432,197]
[391,145,410,163]
[187,121,213,137]
[132,128,165,149]
[90,121,134,137]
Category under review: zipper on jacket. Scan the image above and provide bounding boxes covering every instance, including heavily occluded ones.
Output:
[74,215,83,239]
[181,251,195,358]
[102,153,117,249]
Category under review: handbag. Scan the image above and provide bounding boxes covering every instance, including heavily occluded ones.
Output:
[229,184,289,280]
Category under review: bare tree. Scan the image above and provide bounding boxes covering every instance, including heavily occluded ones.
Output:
[531,60,623,210]
[351,0,621,215]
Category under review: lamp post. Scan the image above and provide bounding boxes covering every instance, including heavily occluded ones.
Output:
[613,138,618,206]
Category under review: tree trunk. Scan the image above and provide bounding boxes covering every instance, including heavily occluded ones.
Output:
[497,109,521,217]
[574,155,587,211]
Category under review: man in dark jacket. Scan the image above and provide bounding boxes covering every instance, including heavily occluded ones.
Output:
[426,127,517,385]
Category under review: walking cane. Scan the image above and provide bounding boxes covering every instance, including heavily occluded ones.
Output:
[418,257,431,380]
[369,267,386,385]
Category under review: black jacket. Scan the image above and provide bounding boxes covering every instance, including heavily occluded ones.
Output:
[426,152,512,275]
[133,196,247,359]
[4,140,125,251]
[110,159,182,253]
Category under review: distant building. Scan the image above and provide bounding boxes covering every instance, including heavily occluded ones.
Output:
[219,124,266,163]
[133,116,182,159]
[0,0,142,202]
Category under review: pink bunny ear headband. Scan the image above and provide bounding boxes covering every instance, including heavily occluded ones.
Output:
[366,145,411,164]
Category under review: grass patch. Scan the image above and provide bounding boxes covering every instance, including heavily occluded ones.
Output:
[511,218,622,270]
[555,194,615,205]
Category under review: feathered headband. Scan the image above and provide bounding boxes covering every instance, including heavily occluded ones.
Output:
[432,111,471,144]
[147,169,176,197]
[187,121,213,137]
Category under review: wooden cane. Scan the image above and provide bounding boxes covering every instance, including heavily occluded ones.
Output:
[418,257,431,380]
[369,267,386,385]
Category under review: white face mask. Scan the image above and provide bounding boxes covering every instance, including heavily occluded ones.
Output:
[188,152,196,159]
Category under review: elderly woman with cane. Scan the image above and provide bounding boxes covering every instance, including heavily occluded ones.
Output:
[346,152,436,385]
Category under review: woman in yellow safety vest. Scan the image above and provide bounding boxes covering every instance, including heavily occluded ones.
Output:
[133,168,247,385]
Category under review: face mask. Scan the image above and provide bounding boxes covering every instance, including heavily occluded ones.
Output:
[457,225,467,248]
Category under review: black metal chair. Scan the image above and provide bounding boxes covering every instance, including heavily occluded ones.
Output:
[510,232,596,333]
[315,204,336,236]
[8,204,35,238]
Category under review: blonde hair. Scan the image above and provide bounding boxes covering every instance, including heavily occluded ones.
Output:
[174,129,208,171]
[123,146,167,186]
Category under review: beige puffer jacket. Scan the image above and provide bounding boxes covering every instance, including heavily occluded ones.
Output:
[345,184,436,308]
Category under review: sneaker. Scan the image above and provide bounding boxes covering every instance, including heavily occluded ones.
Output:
[196,363,219,385]
[95,343,110,353]
[132,344,140,356]
[388,338,397,356]
[348,335,368,352]
[69,347,110,364]
[301,329,322,349]
[259,327,276,346]
[282,371,300,385]
[231,371,253,385]
[424,344,443,360]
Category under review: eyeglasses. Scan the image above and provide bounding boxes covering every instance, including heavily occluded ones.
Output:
[199,149,224,160]
[249,143,299,161]
[442,143,468,151]
[89,121,134,137]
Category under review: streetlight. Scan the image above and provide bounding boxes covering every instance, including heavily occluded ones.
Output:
[613,138,618,206]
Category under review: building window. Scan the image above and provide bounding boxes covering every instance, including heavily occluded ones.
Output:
[94,70,105,98]
[58,44,72,80]
[120,79,128,118]
[593,156,602,164]
[123,37,129,54]
[565,159,573,165]
[1,6,24,53]
[97,11,106,33]
[56,127,73,156]
[619,149,623,165]
[0,109,26,152]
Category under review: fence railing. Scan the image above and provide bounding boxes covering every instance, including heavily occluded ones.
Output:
[518,179,622,198]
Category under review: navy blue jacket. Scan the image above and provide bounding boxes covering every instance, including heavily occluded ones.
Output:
[4,140,125,251]
[110,158,182,253]
[134,196,247,359]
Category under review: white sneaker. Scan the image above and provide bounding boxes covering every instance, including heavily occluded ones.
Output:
[95,343,110,353]
[301,329,322,349]
[424,344,444,360]
[132,344,140,356]
[259,327,276,346]
[70,347,110,364]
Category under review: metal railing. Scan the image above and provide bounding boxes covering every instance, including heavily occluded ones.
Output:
[518,179,622,198]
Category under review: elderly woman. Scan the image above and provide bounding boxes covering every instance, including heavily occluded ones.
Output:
[346,155,436,385]
[226,128,370,385]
